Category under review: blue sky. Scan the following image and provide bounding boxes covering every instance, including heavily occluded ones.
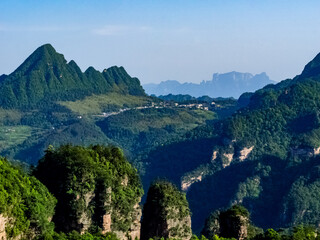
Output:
[1,0,320,84]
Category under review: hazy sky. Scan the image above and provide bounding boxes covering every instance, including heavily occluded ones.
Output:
[1,0,320,84]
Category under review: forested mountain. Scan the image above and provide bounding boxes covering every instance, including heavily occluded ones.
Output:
[3,44,320,239]
[0,44,145,109]
[0,44,217,165]
[180,52,320,232]
[143,72,275,98]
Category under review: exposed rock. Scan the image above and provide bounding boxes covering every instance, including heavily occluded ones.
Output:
[167,211,192,240]
[67,191,95,234]
[220,215,248,240]
[127,202,142,240]
[202,205,250,240]
[0,214,7,240]
[211,145,254,169]
[102,187,112,234]
[102,188,142,240]
[34,145,143,238]
[314,147,320,155]
[222,153,234,168]
[239,146,254,161]
[181,172,204,191]
[102,214,112,234]
[112,201,142,240]
[211,150,218,162]
[141,181,192,240]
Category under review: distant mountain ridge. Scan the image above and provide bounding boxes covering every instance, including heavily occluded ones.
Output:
[143,71,275,98]
[0,44,145,109]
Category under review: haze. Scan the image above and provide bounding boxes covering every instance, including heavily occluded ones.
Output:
[1,0,320,84]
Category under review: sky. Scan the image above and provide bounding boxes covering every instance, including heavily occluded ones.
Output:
[0,0,320,84]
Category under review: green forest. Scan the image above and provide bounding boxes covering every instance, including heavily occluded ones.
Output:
[2,45,320,240]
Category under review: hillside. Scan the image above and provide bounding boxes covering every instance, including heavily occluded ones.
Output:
[181,51,320,232]
[143,72,275,98]
[0,157,56,239]
[0,44,145,109]
[0,44,218,167]
[5,44,320,237]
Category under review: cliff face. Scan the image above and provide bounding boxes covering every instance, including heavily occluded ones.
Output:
[220,214,248,240]
[33,145,143,239]
[141,181,192,240]
[180,144,254,192]
[202,205,250,240]
[0,214,7,240]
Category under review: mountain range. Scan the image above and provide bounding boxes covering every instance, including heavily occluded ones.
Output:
[0,44,145,109]
[2,44,320,239]
[143,72,275,98]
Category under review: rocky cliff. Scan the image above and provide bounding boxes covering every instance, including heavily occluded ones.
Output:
[202,205,250,240]
[180,144,254,192]
[33,145,143,240]
[141,180,192,240]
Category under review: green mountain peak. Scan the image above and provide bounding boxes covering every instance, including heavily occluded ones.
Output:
[13,44,66,76]
[300,52,320,79]
[0,44,145,109]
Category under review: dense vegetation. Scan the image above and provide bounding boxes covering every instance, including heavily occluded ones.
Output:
[0,45,218,167]
[97,107,215,162]
[0,44,145,109]
[141,180,191,240]
[3,44,320,240]
[0,157,56,239]
[33,145,143,233]
[185,52,320,232]
[2,145,320,240]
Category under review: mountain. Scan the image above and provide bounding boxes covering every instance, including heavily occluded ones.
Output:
[127,51,320,234]
[143,72,275,98]
[5,44,320,237]
[0,44,145,109]
[34,145,143,240]
[141,180,192,240]
[183,52,320,232]
[0,44,218,167]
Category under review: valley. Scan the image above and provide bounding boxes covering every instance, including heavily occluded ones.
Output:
[1,44,320,240]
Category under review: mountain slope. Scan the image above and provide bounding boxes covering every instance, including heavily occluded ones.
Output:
[183,52,320,232]
[0,44,145,109]
[143,72,275,98]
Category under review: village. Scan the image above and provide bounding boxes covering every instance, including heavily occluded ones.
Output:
[94,100,220,118]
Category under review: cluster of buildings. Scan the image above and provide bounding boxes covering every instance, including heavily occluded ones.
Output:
[95,100,219,118]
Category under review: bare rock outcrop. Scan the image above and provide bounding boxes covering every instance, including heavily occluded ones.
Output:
[239,146,254,161]
[0,214,7,240]
[212,145,254,169]
[181,172,204,191]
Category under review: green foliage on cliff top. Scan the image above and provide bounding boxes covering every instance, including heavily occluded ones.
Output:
[0,157,56,238]
[144,180,190,220]
[141,180,191,240]
[33,145,143,233]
